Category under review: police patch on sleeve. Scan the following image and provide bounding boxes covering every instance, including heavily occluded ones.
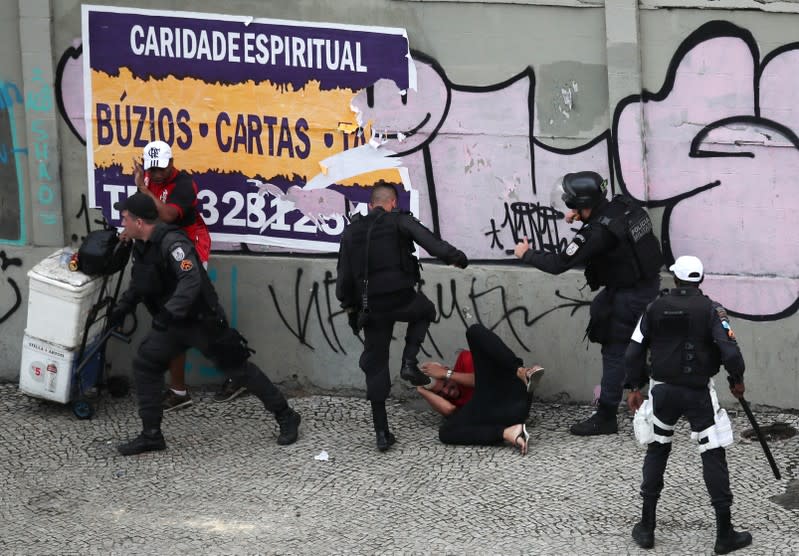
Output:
[564,234,586,258]
[180,260,193,271]
[714,305,736,340]
[171,247,185,261]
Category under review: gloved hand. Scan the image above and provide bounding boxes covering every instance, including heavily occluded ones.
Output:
[347,310,360,336]
[108,307,129,329]
[452,251,469,269]
[730,382,745,399]
[627,389,644,413]
[152,310,172,332]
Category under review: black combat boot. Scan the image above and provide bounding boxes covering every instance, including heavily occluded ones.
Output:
[117,428,166,456]
[275,407,301,445]
[400,359,430,386]
[570,403,618,436]
[375,429,396,452]
[713,508,752,554]
[631,498,657,549]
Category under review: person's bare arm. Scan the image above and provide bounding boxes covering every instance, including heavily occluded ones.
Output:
[420,362,475,388]
[416,386,457,416]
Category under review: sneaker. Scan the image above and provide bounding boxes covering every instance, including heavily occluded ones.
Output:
[213,378,247,402]
[118,429,166,456]
[162,390,193,412]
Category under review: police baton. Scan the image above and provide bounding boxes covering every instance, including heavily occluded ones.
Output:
[738,396,781,480]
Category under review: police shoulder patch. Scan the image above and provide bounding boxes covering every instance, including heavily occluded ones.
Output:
[565,233,586,257]
[180,259,193,271]
[171,247,185,261]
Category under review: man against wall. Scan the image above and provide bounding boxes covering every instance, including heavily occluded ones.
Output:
[336,181,468,451]
[514,171,663,435]
[109,192,300,455]
[133,141,244,408]
[624,256,751,554]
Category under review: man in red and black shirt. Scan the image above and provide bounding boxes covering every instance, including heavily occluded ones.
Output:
[131,141,219,410]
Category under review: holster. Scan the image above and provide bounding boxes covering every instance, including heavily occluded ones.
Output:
[586,288,614,344]
[206,321,255,369]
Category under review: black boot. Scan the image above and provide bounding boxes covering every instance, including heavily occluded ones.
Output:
[375,429,396,452]
[400,359,430,386]
[631,498,657,549]
[118,428,166,456]
[570,403,618,436]
[714,508,752,554]
[275,407,301,445]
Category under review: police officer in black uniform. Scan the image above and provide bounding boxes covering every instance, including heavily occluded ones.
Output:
[624,255,751,554]
[109,193,301,455]
[336,181,468,451]
[514,171,663,435]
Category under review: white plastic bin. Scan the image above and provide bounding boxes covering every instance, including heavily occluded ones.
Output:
[25,249,107,349]
[19,334,82,404]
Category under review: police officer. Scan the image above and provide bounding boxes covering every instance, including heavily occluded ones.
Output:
[336,181,468,451]
[514,171,663,435]
[109,193,301,455]
[624,256,751,554]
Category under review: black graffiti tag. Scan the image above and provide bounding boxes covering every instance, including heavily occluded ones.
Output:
[0,251,22,325]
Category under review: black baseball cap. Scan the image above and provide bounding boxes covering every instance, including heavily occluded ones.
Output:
[114,192,158,220]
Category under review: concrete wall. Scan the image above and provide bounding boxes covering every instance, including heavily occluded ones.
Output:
[1,0,798,409]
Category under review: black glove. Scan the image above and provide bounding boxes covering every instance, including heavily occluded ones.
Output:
[347,310,360,335]
[152,310,172,332]
[108,307,129,329]
[453,251,469,269]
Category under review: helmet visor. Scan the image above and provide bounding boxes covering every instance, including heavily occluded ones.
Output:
[550,177,573,217]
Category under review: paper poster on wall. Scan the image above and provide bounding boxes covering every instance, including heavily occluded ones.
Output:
[82,5,416,250]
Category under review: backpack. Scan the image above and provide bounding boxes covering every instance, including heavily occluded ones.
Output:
[77,229,131,276]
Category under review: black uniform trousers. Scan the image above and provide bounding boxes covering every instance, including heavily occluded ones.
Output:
[133,312,288,430]
[641,382,733,510]
[359,290,436,402]
[597,275,660,408]
[439,324,531,445]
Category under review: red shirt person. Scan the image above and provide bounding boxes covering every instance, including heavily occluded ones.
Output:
[134,140,210,263]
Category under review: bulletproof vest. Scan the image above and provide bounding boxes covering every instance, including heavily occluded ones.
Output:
[132,225,217,317]
[647,288,721,386]
[585,195,664,289]
[346,209,418,297]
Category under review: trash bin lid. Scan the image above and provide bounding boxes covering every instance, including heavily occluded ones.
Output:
[28,249,99,289]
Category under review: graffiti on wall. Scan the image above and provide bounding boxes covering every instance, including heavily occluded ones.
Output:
[613,21,799,320]
[55,16,799,321]
[0,80,26,243]
[268,267,589,357]
[0,251,23,325]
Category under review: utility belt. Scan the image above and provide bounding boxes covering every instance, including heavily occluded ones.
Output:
[633,378,734,452]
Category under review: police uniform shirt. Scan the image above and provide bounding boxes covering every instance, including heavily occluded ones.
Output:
[520,219,616,275]
[118,224,208,321]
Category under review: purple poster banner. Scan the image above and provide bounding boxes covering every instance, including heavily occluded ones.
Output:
[83,5,414,251]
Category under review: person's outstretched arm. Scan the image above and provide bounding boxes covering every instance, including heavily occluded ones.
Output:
[416,386,457,416]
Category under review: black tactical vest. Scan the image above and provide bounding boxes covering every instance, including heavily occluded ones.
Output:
[585,195,664,289]
[131,225,217,317]
[346,209,418,297]
[648,288,721,387]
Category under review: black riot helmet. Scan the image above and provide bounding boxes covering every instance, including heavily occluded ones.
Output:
[560,171,607,210]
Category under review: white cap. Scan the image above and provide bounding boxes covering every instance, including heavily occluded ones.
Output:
[669,255,703,282]
[143,140,173,170]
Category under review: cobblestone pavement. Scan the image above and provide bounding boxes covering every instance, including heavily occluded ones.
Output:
[1,383,797,555]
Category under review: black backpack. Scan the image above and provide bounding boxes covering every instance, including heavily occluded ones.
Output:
[77,229,131,276]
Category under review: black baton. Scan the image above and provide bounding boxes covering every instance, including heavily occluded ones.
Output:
[738,396,781,480]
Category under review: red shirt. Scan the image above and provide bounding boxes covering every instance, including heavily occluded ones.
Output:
[451,350,475,408]
[146,168,211,262]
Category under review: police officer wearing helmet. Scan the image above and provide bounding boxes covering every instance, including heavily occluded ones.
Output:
[336,181,468,452]
[109,193,301,455]
[624,256,750,554]
[514,171,663,435]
